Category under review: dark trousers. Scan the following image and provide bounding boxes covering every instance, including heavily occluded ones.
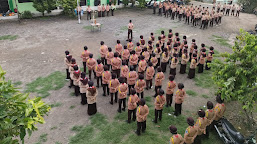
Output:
[118,98,126,111]
[226,9,230,16]
[158,8,162,16]
[112,69,120,78]
[128,109,136,123]
[128,84,135,95]
[153,7,156,14]
[70,79,74,87]
[107,11,109,16]
[110,92,118,103]
[88,70,96,80]
[171,12,175,20]
[161,62,167,73]
[102,84,109,96]
[102,11,105,17]
[137,92,144,99]
[154,86,161,96]
[154,109,163,122]
[87,12,91,20]
[200,20,205,29]
[111,9,114,16]
[101,57,107,65]
[96,76,102,87]
[198,64,204,73]
[83,62,87,73]
[128,29,133,40]
[81,93,87,105]
[236,11,240,17]
[174,103,182,116]
[146,79,152,89]
[98,11,101,17]
[132,65,137,71]
[157,58,160,67]
[66,69,70,79]
[231,10,234,16]
[166,94,173,106]
[136,121,146,135]
[75,85,80,96]
[185,16,189,24]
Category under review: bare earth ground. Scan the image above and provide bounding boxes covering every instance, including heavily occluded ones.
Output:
[0,1,257,143]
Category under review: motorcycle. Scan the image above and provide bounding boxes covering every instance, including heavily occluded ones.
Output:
[214,117,257,144]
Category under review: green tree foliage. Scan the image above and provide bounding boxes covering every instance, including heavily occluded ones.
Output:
[211,30,257,126]
[238,0,257,14]
[58,0,77,16]
[123,0,129,7]
[0,66,51,144]
[33,0,57,16]
[137,0,146,9]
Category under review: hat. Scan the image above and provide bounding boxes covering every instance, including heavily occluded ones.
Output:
[169,125,177,134]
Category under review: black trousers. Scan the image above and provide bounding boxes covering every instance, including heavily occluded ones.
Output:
[153,7,156,14]
[66,69,70,79]
[157,58,160,67]
[110,92,118,103]
[236,10,240,17]
[166,94,173,106]
[231,10,234,16]
[198,64,204,73]
[136,121,146,135]
[102,11,105,17]
[226,9,230,16]
[118,98,126,111]
[81,93,87,105]
[70,79,74,87]
[87,12,91,20]
[75,85,80,96]
[137,92,144,99]
[128,29,133,40]
[98,11,101,17]
[101,57,107,65]
[112,69,120,78]
[171,12,175,20]
[146,79,152,89]
[154,86,162,96]
[83,62,87,73]
[158,8,162,16]
[111,9,114,16]
[88,70,96,80]
[154,109,163,122]
[128,84,135,95]
[205,60,211,70]
[174,103,182,116]
[96,76,102,87]
[107,11,109,16]
[128,109,136,123]
[102,84,109,96]
[161,62,167,73]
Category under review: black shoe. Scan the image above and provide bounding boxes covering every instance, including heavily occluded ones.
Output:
[142,130,145,133]
[81,102,87,105]
[96,85,99,88]
[109,101,113,105]
[68,86,72,88]
[117,109,121,113]
[165,105,169,108]
[102,94,106,96]
[135,131,140,136]
[152,120,157,123]
[115,100,117,103]
[126,120,131,123]
[146,87,149,90]
[122,108,126,111]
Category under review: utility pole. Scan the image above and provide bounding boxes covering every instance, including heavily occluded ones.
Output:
[77,0,81,24]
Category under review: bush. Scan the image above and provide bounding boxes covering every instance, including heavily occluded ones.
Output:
[137,0,146,9]
[123,0,129,7]
[33,0,57,16]
[58,0,77,16]
[184,0,190,5]
[21,11,33,19]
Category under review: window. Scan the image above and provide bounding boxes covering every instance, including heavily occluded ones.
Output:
[18,0,33,3]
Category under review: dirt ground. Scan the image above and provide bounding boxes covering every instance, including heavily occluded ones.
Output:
[0,1,257,143]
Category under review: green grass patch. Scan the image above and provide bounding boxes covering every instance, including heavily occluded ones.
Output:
[50,102,62,108]
[211,35,232,48]
[70,105,76,109]
[83,26,91,30]
[71,125,84,132]
[50,126,57,130]
[36,133,48,143]
[55,142,62,144]
[201,94,209,98]
[186,90,198,97]
[13,81,22,86]
[0,35,18,41]
[194,70,217,91]
[120,26,128,31]
[79,67,89,74]
[70,92,75,96]
[25,71,67,98]
[155,28,168,36]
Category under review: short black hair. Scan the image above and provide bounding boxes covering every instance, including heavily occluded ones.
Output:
[84,46,88,50]
[117,40,120,44]
[104,65,109,71]
[100,41,104,45]
[112,73,117,79]
[139,98,145,106]
[129,20,132,23]
[89,53,93,58]
[108,47,112,52]
[139,74,144,79]
[207,101,214,109]
[114,52,119,57]
[65,50,69,55]
[169,75,174,81]
[178,83,184,89]
[157,67,162,72]
[97,59,102,64]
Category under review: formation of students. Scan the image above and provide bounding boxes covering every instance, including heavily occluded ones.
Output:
[64,28,223,143]
[153,2,241,29]
[84,3,116,20]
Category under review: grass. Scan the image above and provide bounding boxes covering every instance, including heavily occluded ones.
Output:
[35,133,48,144]
[79,67,89,74]
[55,142,62,144]
[194,70,217,91]
[120,26,128,31]
[0,35,18,41]
[186,90,198,97]
[83,26,91,30]
[13,81,22,86]
[211,35,232,48]
[50,102,62,108]
[70,105,76,109]
[71,125,84,132]
[155,28,168,36]
[70,92,76,97]
[201,94,209,99]
[50,126,58,130]
[25,71,67,98]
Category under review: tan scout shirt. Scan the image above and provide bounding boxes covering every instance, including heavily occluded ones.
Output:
[166,81,176,94]
[87,58,97,70]
[81,50,90,62]
[79,81,88,94]
[64,58,71,69]
[175,89,186,104]
[195,117,208,135]
[184,126,198,144]
[146,66,155,80]
[115,44,123,55]
[122,49,130,60]
[111,57,122,70]
[142,51,150,62]
[102,71,111,84]
[136,105,149,122]
[129,54,138,66]
[106,52,114,65]
[154,48,162,58]
[214,103,226,121]
[135,79,146,93]
[155,95,166,110]
[86,89,98,104]
[135,46,142,56]
[121,65,129,78]
[181,54,189,64]
[127,71,138,85]
[100,45,108,58]
[127,42,134,52]
[128,94,139,110]
[138,60,147,72]
[94,64,104,77]
[169,134,184,144]
[170,58,179,68]
[155,72,165,86]
[161,53,169,63]
[109,78,120,93]
[118,83,128,99]
[205,109,215,126]
[150,57,158,67]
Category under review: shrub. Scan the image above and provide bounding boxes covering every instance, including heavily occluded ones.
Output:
[58,0,77,16]
[21,11,33,19]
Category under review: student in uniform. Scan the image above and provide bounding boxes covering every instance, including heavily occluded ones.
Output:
[214,95,226,122]
[226,4,231,16]
[180,49,189,74]
[135,99,149,136]
[135,42,142,56]
[121,60,129,83]
[189,39,196,62]
[102,4,106,17]
[154,67,165,97]
[127,88,139,123]
[109,73,120,105]
[150,53,158,69]
[174,83,186,116]
[129,50,138,71]
[122,45,130,64]
[69,58,77,88]
[198,50,206,73]
[135,74,146,98]
[205,46,214,70]
[87,6,92,20]
[111,52,122,78]
[95,59,104,88]
[154,44,162,67]
[111,3,116,16]
[87,54,97,80]
[170,53,179,78]
[195,109,208,144]
[127,66,138,95]
[127,20,134,41]
[102,65,111,96]
[153,1,157,14]
[79,73,88,105]
[236,6,240,17]
[184,117,198,144]
[73,65,81,96]
[138,55,147,75]
[231,4,235,16]
[106,4,110,16]
[188,54,197,79]
[166,75,176,107]
[142,47,150,62]
[139,35,146,49]
[161,48,169,73]
[161,31,166,50]
[98,4,102,17]
[205,101,215,138]
[127,39,134,52]
[100,41,108,65]
[153,89,166,123]
[106,47,114,69]
[81,46,91,73]
[87,81,98,116]
[115,40,123,57]
[158,2,163,16]
[64,52,72,80]
[117,77,128,113]
[146,62,155,90]
[169,125,184,144]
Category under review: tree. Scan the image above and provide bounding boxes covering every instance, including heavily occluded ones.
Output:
[238,0,257,14]
[58,0,77,16]
[33,0,57,16]
[211,29,257,126]
[123,0,129,7]
[0,66,50,144]
[137,0,146,9]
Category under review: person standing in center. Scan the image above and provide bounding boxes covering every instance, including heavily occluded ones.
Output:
[154,67,165,97]
[138,55,147,75]
[121,60,129,83]
[153,89,166,123]
[109,73,120,105]
[111,52,122,78]
[135,74,146,98]
[87,81,98,116]
[135,98,149,136]
[100,41,108,65]
[87,54,97,80]
[127,20,134,41]
[117,77,128,112]
[174,83,186,116]
[95,59,104,88]
[115,40,123,58]
[106,47,114,70]
[81,46,91,73]
[122,45,130,64]
[146,62,155,90]
[102,65,111,96]
[127,66,138,95]
[166,75,176,107]
[184,117,198,144]
[127,88,139,123]
[129,50,138,71]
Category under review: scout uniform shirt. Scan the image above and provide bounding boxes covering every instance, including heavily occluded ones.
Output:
[184,125,198,144]
[206,52,213,61]
[128,94,139,110]
[100,45,108,58]
[175,89,186,104]
[154,47,162,59]
[195,117,208,135]
[106,5,110,11]
[169,134,184,144]
[118,83,128,99]
[69,64,78,79]
[135,79,146,93]
[115,44,123,56]
[205,108,215,126]
[73,70,81,86]
[214,103,226,121]
[190,59,197,69]
[95,63,104,77]
[135,46,142,56]
[106,51,114,65]
[161,53,169,63]
[142,51,150,62]
[81,50,90,63]
[79,80,89,94]
[150,56,158,67]
[121,65,129,78]
[166,80,176,95]
[122,49,130,61]
[102,5,105,11]
[136,105,149,122]
[127,42,134,52]
[146,66,155,80]
[199,55,206,64]
[139,39,145,48]
[111,57,122,70]
[64,57,71,69]
[138,59,147,73]
[86,88,98,104]
[181,54,189,64]
[109,78,120,93]
[147,44,154,55]
[155,95,166,110]
[98,5,102,12]
[102,71,111,84]
[128,22,134,30]
[155,72,165,86]
[129,54,138,66]
[127,71,138,85]
[87,58,97,70]
[170,58,179,69]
